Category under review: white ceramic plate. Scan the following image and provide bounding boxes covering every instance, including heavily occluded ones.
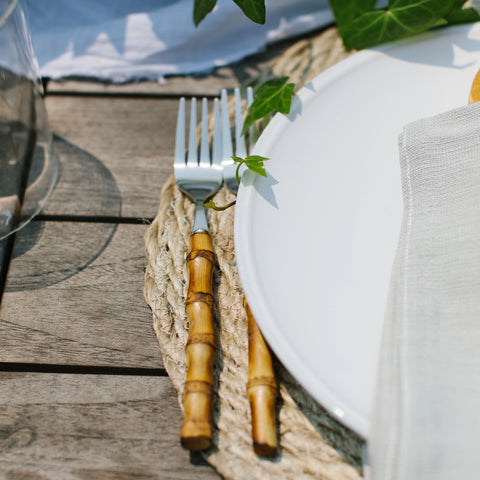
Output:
[234,22,480,439]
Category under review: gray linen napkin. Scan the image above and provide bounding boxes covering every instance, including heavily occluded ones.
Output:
[368,101,480,479]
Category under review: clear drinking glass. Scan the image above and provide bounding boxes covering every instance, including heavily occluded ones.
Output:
[0,0,58,240]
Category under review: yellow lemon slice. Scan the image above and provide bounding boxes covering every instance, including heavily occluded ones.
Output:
[469,69,480,104]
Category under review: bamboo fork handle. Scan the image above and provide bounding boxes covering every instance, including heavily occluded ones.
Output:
[245,299,278,456]
[180,232,216,451]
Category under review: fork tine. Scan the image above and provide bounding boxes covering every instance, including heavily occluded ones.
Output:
[175,97,186,166]
[234,88,247,158]
[187,97,197,166]
[221,89,233,162]
[246,86,254,105]
[199,98,210,167]
[246,86,258,150]
[212,98,222,166]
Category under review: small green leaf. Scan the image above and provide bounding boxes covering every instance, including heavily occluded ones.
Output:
[232,155,269,183]
[232,0,266,24]
[193,0,217,26]
[204,199,236,211]
[242,77,295,134]
[243,155,269,177]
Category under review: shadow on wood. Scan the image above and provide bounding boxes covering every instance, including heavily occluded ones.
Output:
[5,135,122,291]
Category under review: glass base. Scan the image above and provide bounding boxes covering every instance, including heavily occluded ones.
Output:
[0,140,59,241]
[0,135,59,240]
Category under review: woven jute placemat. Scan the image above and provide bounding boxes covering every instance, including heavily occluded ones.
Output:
[144,26,365,480]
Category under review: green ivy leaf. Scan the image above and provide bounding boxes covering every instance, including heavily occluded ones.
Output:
[233,154,269,178]
[242,77,295,134]
[328,0,378,35]
[193,0,217,26]
[342,0,455,50]
[232,0,266,24]
[244,156,268,177]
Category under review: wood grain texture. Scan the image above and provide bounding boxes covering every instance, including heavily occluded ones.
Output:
[0,221,162,368]
[44,96,177,219]
[41,135,123,219]
[46,71,242,97]
[0,372,220,479]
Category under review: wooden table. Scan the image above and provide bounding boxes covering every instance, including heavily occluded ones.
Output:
[0,42,295,479]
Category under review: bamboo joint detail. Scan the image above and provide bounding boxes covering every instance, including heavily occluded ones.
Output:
[181,232,217,451]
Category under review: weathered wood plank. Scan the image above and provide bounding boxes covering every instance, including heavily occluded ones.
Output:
[0,221,162,368]
[44,96,176,219]
[46,70,242,97]
[41,134,124,219]
[0,372,221,479]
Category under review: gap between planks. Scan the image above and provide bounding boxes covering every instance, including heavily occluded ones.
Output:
[0,362,168,376]
[35,214,154,225]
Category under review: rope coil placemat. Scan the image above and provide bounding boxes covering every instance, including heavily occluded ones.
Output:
[144,26,364,480]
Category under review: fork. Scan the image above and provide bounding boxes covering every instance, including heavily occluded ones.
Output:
[174,96,223,451]
[221,87,278,457]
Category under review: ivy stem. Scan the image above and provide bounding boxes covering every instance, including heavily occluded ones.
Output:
[204,199,237,211]
[235,162,243,185]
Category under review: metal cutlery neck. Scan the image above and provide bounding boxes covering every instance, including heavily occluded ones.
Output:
[192,203,209,234]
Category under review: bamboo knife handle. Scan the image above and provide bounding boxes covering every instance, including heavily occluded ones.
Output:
[180,232,216,451]
[245,299,278,456]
